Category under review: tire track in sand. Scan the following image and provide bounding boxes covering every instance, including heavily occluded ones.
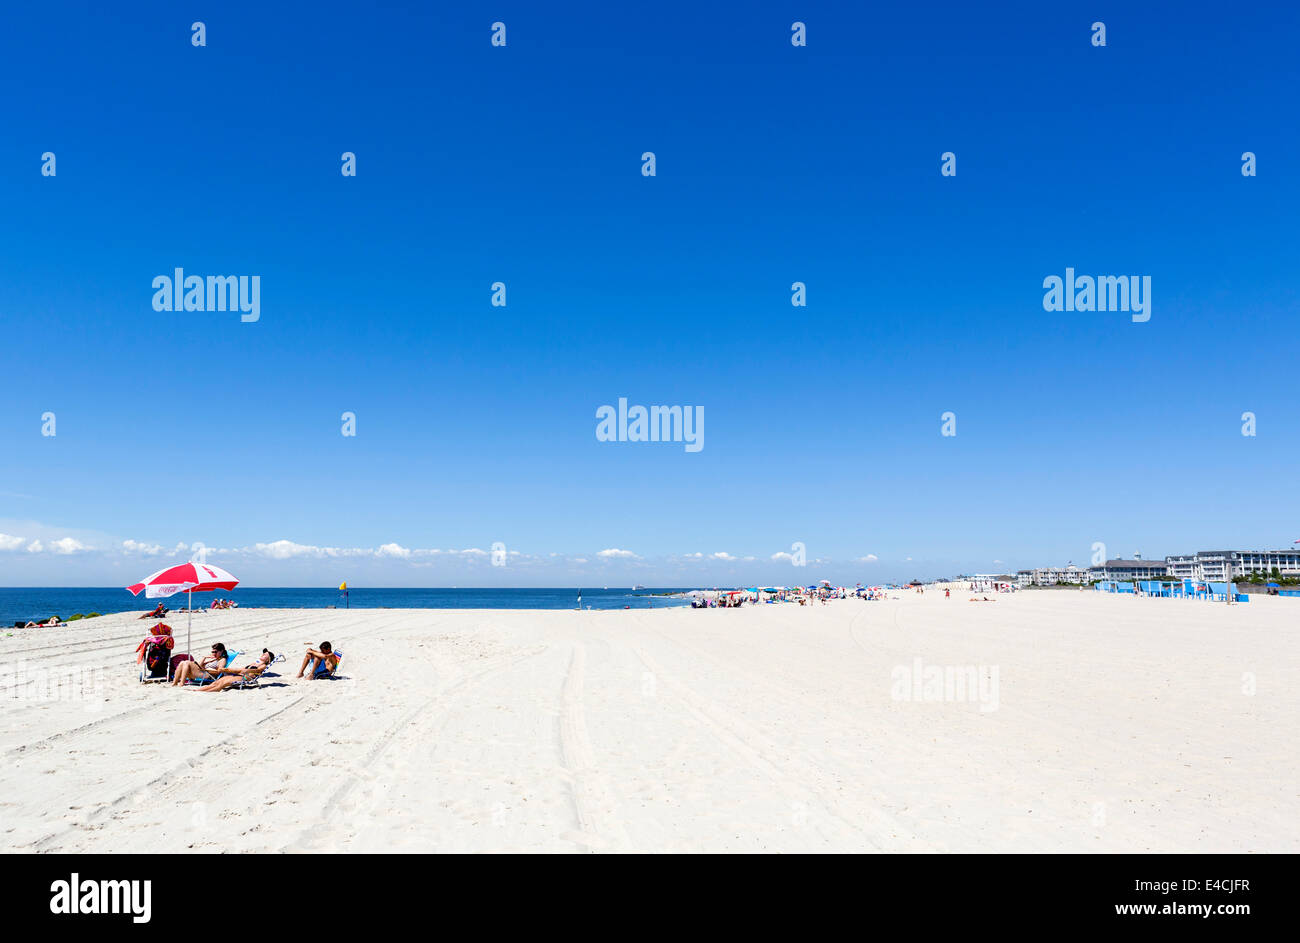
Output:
[558,642,632,852]
[632,637,938,852]
[284,644,549,852]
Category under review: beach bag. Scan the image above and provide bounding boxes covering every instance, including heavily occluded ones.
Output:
[136,623,176,682]
[143,640,172,680]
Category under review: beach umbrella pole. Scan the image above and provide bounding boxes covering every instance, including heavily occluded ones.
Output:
[186,587,192,658]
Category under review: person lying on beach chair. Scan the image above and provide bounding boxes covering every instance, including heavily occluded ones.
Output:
[170,643,229,686]
[197,650,275,692]
[140,602,168,619]
[296,641,340,679]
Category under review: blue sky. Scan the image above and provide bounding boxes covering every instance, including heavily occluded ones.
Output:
[2,1,1299,586]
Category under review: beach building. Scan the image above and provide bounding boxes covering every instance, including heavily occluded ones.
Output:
[1019,565,1090,586]
[1165,549,1300,582]
[1088,558,1171,581]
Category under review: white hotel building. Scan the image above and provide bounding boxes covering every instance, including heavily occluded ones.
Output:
[1088,558,1171,582]
[1165,550,1300,582]
[1016,565,1091,586]
[1016,548,1300,586]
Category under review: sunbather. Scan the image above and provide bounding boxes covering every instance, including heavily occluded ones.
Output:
[170,643,229,686]
[296,641,339,679]
[198,650,275,692]
[140,603,167,619]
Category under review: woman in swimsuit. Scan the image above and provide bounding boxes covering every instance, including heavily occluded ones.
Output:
[199,650,274,692]
[171,643,228,686]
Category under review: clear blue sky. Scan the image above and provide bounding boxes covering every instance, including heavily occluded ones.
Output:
[2,1,1298,586]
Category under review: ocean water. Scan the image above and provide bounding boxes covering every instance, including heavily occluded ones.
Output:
[0,587,692,626]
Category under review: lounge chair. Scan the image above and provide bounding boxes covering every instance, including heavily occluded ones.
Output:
[137,627,176,683]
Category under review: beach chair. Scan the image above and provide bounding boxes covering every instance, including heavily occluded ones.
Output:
[137,623,178,683]
[138,639,174,683]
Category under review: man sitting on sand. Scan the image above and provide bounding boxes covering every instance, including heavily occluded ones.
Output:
[198,649,275,692]
[297,641,339,679]
[171,643,229,685]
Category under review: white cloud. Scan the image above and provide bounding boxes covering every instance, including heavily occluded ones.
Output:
[771,551,794,562]
[123,539,165,555]
[597,548,638,559]
[252,539,328,559]
[0,533,24,551]
[857,554,879,562]
[710,551,736,561]
[26,540,43,553]
[49,537,90,554]
[244,540,389,559]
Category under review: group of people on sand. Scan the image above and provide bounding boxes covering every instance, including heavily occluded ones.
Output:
[209,598,237,610]
[169,640,340,692]
[691,596,745,608]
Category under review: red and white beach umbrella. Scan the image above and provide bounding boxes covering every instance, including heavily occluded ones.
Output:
[127,562,240,658]
[127,562,239,598]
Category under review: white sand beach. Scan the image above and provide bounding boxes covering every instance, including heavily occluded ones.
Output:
[1,592,1296,853]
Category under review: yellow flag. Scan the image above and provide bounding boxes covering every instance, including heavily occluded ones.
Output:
[339,581,347,592]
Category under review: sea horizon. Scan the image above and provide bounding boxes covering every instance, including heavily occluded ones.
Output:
[0,586,708,626]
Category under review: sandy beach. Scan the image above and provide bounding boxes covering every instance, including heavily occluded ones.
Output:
[1,592,1295,853]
